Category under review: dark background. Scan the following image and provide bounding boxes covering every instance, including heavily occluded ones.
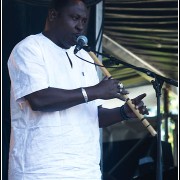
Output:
[2,1,97,179]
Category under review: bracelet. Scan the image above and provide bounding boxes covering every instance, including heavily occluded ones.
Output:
[119,105,129,120]
[81,88,88,103]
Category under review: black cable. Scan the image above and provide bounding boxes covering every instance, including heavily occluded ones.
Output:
[75,54,126,69]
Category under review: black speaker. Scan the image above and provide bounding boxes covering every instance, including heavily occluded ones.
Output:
[102,137,175,180]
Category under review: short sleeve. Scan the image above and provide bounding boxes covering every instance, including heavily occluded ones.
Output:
[7,37,49,101]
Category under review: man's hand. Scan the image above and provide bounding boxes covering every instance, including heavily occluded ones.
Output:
[94,76,129,101]
[123,93,149,118]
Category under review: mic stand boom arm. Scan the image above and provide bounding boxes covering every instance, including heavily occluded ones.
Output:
[83,46,178,87]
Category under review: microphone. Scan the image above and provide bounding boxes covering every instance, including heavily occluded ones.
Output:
[74,35,88,54]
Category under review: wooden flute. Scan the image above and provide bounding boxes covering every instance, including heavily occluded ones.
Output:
[88,51,157,136]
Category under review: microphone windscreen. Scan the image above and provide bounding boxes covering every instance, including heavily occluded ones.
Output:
[74,35,88,54]
[77,36,88,45]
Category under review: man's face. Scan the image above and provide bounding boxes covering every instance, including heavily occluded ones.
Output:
[51,1,88,49]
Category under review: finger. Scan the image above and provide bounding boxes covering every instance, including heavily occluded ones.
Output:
[102,76,110,81]
[117,84,129,94]
[142,108,149,115]
[117,82,124,89]
[135,101,144,109]
[136,93,146,100]
[118,88,129,95]
[115,93,126,101]
[139,106,149,115]
[115,91,127,101]
[132,93,146,104]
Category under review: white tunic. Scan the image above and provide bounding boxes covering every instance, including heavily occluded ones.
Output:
[8,33,102,180]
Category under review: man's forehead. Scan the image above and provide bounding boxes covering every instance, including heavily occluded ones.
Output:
[61,1,88,15]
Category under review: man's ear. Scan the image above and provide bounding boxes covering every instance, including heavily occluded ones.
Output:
[48,9,59,21]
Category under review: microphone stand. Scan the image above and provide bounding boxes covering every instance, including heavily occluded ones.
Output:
[83,46,178,180]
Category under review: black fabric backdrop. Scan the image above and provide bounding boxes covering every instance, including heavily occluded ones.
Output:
[2,1,96,179]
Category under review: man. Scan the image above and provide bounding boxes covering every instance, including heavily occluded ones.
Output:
[7,0,149,179]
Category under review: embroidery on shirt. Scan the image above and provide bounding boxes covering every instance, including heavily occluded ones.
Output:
[65,52,73,68]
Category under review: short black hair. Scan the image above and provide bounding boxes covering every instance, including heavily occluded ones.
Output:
[48,0,86,11]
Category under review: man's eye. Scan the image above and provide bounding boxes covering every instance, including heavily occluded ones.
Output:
[72,16,79,21]
[82,19,87,24]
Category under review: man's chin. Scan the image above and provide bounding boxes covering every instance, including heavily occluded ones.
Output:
[62,42,74,49]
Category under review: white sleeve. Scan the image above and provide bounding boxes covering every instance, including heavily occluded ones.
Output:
[8,38,49,101]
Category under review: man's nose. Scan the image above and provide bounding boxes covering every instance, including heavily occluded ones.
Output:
[76,21,84,32]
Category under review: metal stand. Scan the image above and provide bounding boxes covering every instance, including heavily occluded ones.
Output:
[151,78,164,180]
